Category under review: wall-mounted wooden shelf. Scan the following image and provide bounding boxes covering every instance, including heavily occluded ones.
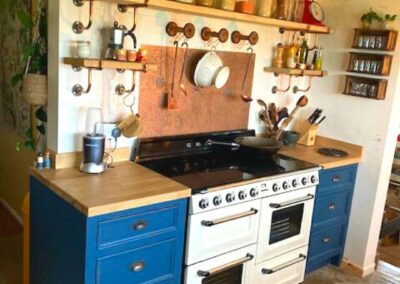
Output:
[343,75,387,100]
[352,29,398,51]
[264,67,328,77]
[63,57,157,71]
[347,53,392,76]
[100,0,331,34]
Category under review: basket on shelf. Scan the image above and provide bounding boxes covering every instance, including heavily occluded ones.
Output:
[22,74,47,106]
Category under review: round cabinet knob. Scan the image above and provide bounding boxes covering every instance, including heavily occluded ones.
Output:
[282,182,289,190]
[311,175,317,184]
[213,195,222,206]
[238,191,247,200]
[199,198,209,209]
[226,193,235,203]
[250,188,259,197]
[292,179,298,188]
[302,177,307,186]
[272,183,279,192]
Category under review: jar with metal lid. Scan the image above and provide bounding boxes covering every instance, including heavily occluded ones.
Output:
[215,0,236,11]
[235,0,255,14]
[276,0,290,20]
[256,0,276,17]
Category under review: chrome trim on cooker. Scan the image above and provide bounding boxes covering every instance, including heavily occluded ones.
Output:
[261,254,307,275]
[201,208,259,227]
[269,194,315,209]
[197,253,254,277]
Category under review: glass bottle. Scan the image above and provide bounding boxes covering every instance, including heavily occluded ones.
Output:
[298,39,309,64]
[315,48,323,70]
[276,0,290,20]
[256,0,274,17]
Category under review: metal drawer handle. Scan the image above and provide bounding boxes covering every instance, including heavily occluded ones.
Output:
[197,253,254,278]
[323,237,331,243]
[201,208,258,227]
[328,203,336,210]
[261,254,307,275]
[130,261,145,272]
[132,221,147,231]
[270,194,314,209]
[332,175,341,183]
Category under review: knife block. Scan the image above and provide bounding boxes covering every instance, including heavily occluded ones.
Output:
[297,123,318,146]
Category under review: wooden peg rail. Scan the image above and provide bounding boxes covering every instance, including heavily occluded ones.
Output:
[166,21,195,39]
[231,31,259,45]
[201,27,229,43]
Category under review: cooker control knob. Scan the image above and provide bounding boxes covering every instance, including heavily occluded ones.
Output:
[199,198,209,209]
[226,193,235,203]
[282,181,289,190]
[311,175,317,184]
[292,179,298,188]
[213,195,222,206]
[250,188,259,197]
[239,191,247,200]
[272,183,279,192]
[302,177,308,186]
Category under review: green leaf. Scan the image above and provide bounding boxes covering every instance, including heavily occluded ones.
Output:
[16,141,21,152]
[11,73,23,86]
[35,107,47,122]
[26,128,33,139]
[24,140,35,151]
[16,9,32,29]
[36,124,46,136]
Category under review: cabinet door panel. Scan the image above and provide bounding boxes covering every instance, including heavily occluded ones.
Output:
[318,166,356,194]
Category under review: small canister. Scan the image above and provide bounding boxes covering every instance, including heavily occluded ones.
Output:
[215,0,236,11]
[77,41,91,58]
[197,0,214,7]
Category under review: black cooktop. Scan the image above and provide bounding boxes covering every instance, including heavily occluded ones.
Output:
[133,130,318,193]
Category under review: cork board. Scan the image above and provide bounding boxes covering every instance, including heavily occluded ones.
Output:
[138,45,255,138]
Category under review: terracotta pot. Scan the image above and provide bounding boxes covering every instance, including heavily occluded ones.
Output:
[22,74,47,106]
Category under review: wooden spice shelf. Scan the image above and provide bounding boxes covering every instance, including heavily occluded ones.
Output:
[347,52,392,76]
[352,29,398,51]
[343,75,387,100]
[63,57,157,71]
[264,67,328,77]
[101,0,331,34]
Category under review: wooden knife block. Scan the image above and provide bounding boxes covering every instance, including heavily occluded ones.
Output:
[297,123,319,146]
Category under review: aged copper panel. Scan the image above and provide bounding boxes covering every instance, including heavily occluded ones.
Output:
[138,45,255,138]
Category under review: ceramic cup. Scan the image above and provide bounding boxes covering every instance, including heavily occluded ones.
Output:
[115,49,127,61]
[283,131,300,147]
[77,41,91,58]
[127,50,137,62]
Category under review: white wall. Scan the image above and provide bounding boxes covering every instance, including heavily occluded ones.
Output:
[49,0,400,275]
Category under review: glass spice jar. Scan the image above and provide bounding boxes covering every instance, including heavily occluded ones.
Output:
[256,0,276,17]
[197,0,214,7]
[276,0,290,20]
[215,0,236,11]
[235,0,255,14]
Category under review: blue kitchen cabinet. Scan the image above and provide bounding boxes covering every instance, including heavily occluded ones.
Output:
[30,177,187,284]
[306,164,358,273]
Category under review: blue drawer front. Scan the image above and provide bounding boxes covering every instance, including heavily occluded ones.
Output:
[312,190,352,230]
[309,224,346,259]
[97,204,180,248]
[318,165,357,194]
[96,238,179,284]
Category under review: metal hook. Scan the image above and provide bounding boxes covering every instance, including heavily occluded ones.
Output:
[72,0,93,34]
[272,76,292,94]
[116,70,137,96]
[293,77,312,94]
[123,93,136,114]
[308,34,319,51]
[72,68,93,96]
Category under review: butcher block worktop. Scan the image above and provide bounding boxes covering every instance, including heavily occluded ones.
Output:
[280,136,364,169]
[30,161,191,217]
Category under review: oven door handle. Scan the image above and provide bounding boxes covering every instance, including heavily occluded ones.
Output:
[201,208,259,227]
[269,194,314,209]
[261,254,307,275]
[197,253,254,278]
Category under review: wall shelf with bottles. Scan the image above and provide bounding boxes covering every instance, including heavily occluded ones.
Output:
[347,53,392,76]
[352,29,398,51]
[63,57,157,71]
[96,0,331,34]
[264,67,327,77]
[343,75,387,100]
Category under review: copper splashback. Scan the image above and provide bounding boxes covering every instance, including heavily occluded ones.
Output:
[138,45,255,138]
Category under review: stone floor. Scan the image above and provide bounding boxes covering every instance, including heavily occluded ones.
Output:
[305,261,400,284]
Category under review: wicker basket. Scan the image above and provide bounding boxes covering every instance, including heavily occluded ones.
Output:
[22,74,47,106]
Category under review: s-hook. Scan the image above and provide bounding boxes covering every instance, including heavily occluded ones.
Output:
[72,0,94,34]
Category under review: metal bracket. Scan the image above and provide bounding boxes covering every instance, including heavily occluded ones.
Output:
[72,0,93,34]
[293,77,312,94]
[115,70,136,96]
[279,27,306,36]
[272,76,292,94]
[72,68,93,96]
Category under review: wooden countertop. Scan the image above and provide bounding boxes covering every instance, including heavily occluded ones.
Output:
[279,136,364,169]
[30,161,191,217]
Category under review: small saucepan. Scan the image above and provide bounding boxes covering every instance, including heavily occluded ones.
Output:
[206,136,283,155]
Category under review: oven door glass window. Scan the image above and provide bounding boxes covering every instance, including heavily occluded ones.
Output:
[202,264,243,284]
[269,204,304,245]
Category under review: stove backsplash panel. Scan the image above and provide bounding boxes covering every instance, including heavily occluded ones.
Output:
[138,45,254,138]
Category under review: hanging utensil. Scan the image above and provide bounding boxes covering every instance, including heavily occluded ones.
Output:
[276,95,309,140]
[276,107,289,130]
[257,99,274,133]
[240,47,254,103]
[268,103,277,126]
[178,41,189,96]
[168,41,179,110]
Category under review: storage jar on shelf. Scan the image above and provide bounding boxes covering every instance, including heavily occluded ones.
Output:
[175,0,195,3]
[256,0,277,17]
[276,0,290,20]
[235,0,255,14]
[197,0,214,7]
[215,0,236,11]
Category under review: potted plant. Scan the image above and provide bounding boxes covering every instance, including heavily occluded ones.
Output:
[383,14,397,30]
[361,9,383,29]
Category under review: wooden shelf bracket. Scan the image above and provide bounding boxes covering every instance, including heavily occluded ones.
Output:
[72,0,94,34]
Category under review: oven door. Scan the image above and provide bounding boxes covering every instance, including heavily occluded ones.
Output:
[186,199,261,265]
[256,186,316,263]
[185,245,256,284]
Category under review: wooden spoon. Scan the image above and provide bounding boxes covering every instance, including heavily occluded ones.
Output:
[276,95,309,140]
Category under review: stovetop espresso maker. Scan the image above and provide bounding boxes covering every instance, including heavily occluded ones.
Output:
[105,21,137,59]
